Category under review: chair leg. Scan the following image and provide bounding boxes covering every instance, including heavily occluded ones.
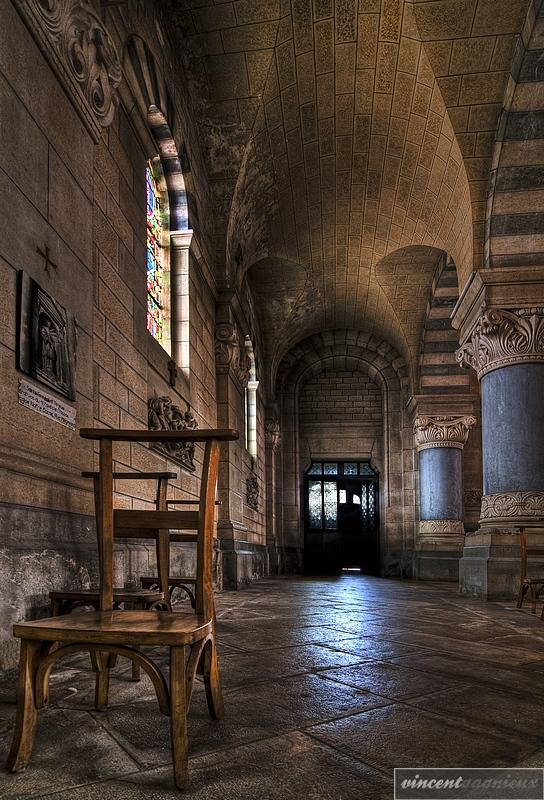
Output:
[530,585,538,614]
[169,646,189,790]
[92,652,110,711]
[6,639,42,772]
[516,581,528,609]
[202,639,224,721]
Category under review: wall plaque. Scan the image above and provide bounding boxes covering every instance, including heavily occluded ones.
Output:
[17,271,77,400]
[18,379,76,430]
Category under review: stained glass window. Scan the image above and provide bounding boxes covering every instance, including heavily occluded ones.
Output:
[309,481,323,529]
[359,462,375,476]
[146,160,170,351]
[324,462,338,475]
[308,463,322,475]
[324,482,337,528]
[344,463,357,475]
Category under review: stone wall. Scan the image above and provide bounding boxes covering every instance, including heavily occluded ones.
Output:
[299,370,383,467]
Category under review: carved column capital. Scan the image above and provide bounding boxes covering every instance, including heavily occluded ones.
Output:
[414,415,476,452]
[456,307,544,380]
[14,0,121,140]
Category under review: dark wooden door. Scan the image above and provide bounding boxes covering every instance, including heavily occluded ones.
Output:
[304,462,379,575]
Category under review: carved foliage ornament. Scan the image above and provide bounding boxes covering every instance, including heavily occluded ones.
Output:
[456,307,544,380]
[480,492,544,522]
[15,0,121,135]
[414,415,476,451]
[148,394,198,472]
[215,322,250,387]
[419,520,464,535]
[264,418,281,450]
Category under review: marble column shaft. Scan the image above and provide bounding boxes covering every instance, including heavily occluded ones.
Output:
[457,307,544,526]
[414,415,476,545]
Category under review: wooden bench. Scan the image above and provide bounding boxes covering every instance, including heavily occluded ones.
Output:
[6,427,239,790]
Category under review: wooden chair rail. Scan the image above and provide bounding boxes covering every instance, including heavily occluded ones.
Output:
[114,510,199,531]
[80,428,239,442]
[82,471,178,480]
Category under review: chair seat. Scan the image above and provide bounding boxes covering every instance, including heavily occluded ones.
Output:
[49,589,164,603]
[14,610,212,647]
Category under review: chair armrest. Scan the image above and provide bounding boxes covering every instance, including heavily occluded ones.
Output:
[80,428,239,442]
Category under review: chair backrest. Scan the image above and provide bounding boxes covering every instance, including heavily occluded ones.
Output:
[80,428,239,615]
[518,527,544,578]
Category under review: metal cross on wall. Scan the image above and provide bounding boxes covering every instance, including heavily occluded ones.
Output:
[37,244,57,275]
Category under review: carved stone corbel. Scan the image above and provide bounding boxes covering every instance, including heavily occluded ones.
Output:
[264,418,281,451]
[13,0,121,140]
[214,322,250,387]
[414,415,476,452]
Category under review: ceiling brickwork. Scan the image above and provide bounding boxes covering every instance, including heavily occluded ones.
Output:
[166,0,531,384]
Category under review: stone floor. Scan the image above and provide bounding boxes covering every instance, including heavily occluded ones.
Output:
[2,575,544,799]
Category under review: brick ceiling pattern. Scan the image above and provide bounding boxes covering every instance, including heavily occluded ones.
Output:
[167,0,531,380]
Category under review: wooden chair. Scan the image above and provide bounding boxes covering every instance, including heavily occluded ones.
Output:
[49,470,177,684]
[516,527,544,614]
[6,427,238,790]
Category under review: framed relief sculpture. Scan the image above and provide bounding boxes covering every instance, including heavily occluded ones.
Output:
[17,271,77,401]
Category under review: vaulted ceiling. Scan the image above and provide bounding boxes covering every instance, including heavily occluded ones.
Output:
[166,0,531,383]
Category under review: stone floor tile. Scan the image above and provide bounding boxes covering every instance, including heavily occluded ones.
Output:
[407,684,544,745]
[316,659,467,700]
[308,703,529,771]
[30,732,392,799]
[0,708,139,798]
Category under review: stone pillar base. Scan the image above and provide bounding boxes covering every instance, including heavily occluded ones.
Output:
[219,539,269,589]
[413,547,462,581]
[459,528,544,600]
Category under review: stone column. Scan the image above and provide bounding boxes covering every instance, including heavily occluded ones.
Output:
[414,415,476,579]
[264,413,281,573]
[452,268,544,598]
[170,230,192,375]
[214,302,251,587]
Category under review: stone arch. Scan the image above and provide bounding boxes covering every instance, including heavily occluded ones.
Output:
[119,35,193,369]
[274,331,414,577]
[417,253,472,395]
[122,36,190,232]
[486,1,544,268]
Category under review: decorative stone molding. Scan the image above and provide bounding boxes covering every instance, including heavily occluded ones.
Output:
[456,307,544,380]
[13,0,121,140]
[148,394,197,472]
[264,418,281,451]
[414,415,476,451]
[419,520,464,535]
[464,489,483,509]
[418,519,465,547]
[246,476,259,511]
[480,492,544,524]
[214,322,250,387]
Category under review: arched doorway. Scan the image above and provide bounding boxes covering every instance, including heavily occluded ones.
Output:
[303,460,379,575]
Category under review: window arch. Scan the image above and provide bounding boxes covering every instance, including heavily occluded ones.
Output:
[146,157,171,353]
